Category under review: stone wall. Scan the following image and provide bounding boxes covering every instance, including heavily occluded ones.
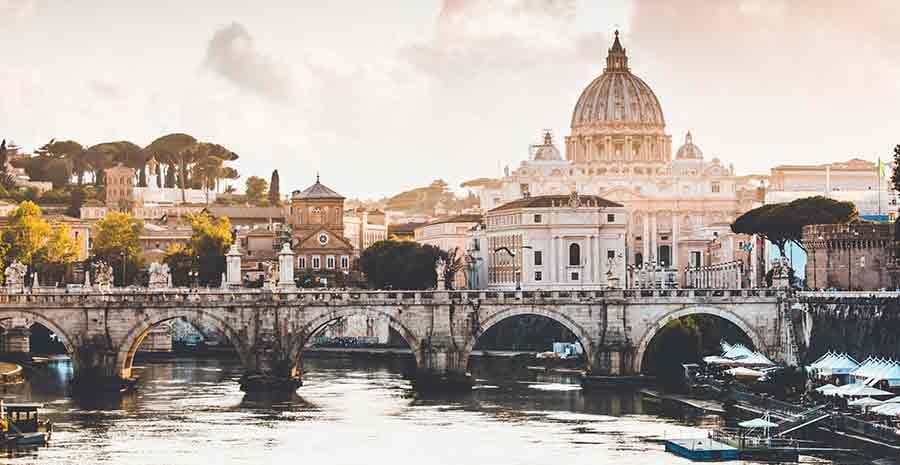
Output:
[803,223,898,291]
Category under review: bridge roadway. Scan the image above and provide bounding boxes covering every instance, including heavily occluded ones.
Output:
[0,287,792,393]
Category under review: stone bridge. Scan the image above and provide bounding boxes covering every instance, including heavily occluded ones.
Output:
[0,287,793,392]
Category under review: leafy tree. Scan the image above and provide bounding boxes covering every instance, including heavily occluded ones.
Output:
[359,240,443,289]
[732,196,858,256]
[33,223,79,284]
[0,139,7,168]
[162,244,193,287]
[36,139,84,185]
[269,170,281,206]
[188,213,233,286]
[2,201,52,267]
[0,140,15,191]
[90,211,143,286]
[891,144,900,194]
[66,187,86,218]
[245,176,268,204]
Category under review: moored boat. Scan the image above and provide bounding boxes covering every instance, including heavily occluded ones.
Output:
[1,401,52,447]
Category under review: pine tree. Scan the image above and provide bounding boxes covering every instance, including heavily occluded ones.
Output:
[269,170,281,206]
[891,144,900,194]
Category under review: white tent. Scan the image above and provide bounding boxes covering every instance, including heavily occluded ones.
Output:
[815,384,837,393]
[833,384,893,398]
[848,397,884,408]
[725,367,766,380]
[871,403,900,417]
[809,352,860,378]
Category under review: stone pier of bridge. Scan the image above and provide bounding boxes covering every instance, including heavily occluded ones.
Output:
[0,288,792,394]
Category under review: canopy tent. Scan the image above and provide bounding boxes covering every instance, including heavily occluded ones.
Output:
[703,341,774,368]
[884,397,900,404]
[871,403,900,417]
[815,384,837,394]
[831,384,893,398]
[739,417,779,429]
[848,397,884,408]
[850,357,900,388]
[808,352,860,377]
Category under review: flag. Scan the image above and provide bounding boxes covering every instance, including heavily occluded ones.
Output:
[877,157,888,178]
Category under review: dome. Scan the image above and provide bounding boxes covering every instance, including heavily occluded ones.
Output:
[675,131,703,160]
[532,131,562,161]
[571,31,665,131]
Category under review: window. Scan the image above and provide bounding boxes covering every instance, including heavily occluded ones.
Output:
[298,256,306,269]
[534,271,542,281]
[312,256,321,269]
[533,214,542,223]
[607,213,615,223]
[534,251,543,266]
[571,272,579,281]
[607,250,616,260]
[712,182,721,193]
[340,256,349,269]
[690,251,702,268]
[326,256,335,269]
[569,243,581,266]
[635,253,644,266]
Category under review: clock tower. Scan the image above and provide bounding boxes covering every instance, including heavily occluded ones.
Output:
[288,175,354,277]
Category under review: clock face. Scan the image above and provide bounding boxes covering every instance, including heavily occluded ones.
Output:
[318,233,329,245]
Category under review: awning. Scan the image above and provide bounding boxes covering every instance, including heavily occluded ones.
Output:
[739,417,778,429]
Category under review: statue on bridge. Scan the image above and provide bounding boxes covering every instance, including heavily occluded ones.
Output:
[93,261,114,290]
[148,262,172,289]
[3,261,27,292]
[263,261,278,290]
[435,258,447,290]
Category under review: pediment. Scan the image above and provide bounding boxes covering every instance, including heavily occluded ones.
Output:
[295,226,354,250]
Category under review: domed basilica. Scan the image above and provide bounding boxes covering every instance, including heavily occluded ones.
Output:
[469,32,763,279]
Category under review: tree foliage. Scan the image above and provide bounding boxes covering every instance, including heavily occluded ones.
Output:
[245,176,268,204]
[269,170,281,206]
[731,196,858,256]
[0,201,78,284]
[90,211,143,285]
[162,244,193,287]
[891,144,900,194]
[188,213,233,286]
[359,240,445,290]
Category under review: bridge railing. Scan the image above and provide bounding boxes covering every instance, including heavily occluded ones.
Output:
[0,286,786,306]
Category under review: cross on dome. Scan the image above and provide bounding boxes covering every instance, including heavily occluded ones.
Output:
[606,29,629,72]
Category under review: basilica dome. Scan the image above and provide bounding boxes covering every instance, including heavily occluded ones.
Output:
[675,131,703,160]
[570,31,665,131]
[532,131,563,161]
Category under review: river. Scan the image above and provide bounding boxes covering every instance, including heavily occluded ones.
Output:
[0,356,841,464]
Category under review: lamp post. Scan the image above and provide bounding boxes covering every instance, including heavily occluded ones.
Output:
[120,251,126,287]
[494,245,532,291]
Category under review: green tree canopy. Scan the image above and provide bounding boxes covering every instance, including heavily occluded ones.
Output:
[188,213,233,286]
[0,201,79,284]
[731,196,858,256]
[359,240,444,289]
[162,244,193,287]
[269,170,281,206]
[90,211,143,285]
[245,176,268,204]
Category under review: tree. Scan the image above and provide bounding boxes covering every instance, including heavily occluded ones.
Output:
[891,144,900,194]
[33,223,79,284]
[731,196,858,256]
[442,247,464,289]
[269,170,281,206]
[66,187,86,218]
[162,244,193,287]
[2,201,52,267]
[359,240,443,289]
[90,211,143,286]
[188,213,233,286]
[0,140,15,191]
[245,176,268,204]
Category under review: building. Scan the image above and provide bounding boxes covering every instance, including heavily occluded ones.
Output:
[803,223,899,291]
[768,159,897,219]
[463,32,762,285]
[104,163,218,211]
[467,192,628,290]
[343,208,388,255]
[415,214,482,289]
[287,176,354,276]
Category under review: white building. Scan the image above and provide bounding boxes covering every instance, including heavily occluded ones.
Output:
[463,32,763,285]
[415,214,482,289]
[466,192,628,290]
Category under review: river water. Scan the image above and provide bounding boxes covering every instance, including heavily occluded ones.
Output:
[0,356,841,465]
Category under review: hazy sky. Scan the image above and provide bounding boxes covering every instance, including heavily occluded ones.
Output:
[2,0,898,198]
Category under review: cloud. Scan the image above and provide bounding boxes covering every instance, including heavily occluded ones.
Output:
[203,22,294,101]
[0,0,38,27]
[86,79,126,100]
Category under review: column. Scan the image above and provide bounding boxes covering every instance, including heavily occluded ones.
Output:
[278,243,296,288]
[548,237,556,286]
[558,237,566,284]
[226,243,242,287]
[671,215,679,271]
[650,213,658,264]
[642,214,650,265]
[587,236,594,285]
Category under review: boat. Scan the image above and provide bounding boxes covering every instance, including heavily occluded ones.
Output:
[1,402,52,447]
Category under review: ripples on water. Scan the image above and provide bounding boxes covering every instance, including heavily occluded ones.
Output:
[0,356,834,465]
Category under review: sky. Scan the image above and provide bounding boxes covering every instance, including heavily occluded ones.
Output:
[2,0,899,199]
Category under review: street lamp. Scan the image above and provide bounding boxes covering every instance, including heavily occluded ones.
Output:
[494,245,532,291]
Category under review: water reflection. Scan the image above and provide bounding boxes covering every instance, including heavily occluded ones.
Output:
[0,355,816,465]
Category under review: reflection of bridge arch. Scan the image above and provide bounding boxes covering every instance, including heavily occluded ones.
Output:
[633,305,765,374]
[462,307,595,372]
[0,309,75,355]
[291,307,423,370]
[117,309,246,379]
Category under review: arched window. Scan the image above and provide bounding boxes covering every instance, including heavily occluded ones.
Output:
[569,243,581,266]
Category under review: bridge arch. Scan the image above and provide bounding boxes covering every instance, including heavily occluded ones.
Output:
[633,305,766,375]
[0,309,76,355]
[117,308,247,379]
[290,307,423,370]
[462,307,595,372]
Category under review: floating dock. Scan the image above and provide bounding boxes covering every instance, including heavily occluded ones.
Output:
[664,438,739,461]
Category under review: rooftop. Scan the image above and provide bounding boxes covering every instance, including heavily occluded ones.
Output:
[292,175,344,200]
[490,194,622,212]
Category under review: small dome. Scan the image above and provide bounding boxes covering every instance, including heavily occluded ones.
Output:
[571,31,665,130]
[675,131,703,160]
[532,131,562,161]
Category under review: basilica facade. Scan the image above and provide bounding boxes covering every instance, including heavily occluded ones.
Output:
[468,32,764,282]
